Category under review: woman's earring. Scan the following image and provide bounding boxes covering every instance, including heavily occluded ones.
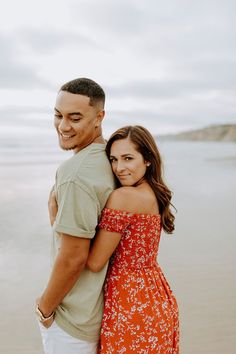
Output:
[146,162,151,167]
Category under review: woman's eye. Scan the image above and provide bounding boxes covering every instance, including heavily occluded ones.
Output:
[125,157,132,161]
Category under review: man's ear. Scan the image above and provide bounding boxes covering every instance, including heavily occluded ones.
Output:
[95,110,105,127]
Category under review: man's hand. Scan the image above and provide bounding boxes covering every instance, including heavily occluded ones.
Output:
[40,315,54,329]
[35,297,54,328]
[48,187,58,226]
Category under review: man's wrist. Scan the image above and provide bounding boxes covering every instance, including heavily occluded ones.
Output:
[35,304,55,323]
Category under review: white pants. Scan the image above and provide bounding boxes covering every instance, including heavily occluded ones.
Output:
[38,321,98,354]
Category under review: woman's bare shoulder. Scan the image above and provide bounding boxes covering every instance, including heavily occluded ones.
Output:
[106,186,159,215]
[106,187,140,212]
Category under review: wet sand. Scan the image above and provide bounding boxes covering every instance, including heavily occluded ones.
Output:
[0,141,235,353]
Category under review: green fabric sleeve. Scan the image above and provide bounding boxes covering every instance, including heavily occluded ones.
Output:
[54,181,98,239]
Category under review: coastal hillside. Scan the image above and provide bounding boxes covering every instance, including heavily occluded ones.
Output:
[162,124,236,142]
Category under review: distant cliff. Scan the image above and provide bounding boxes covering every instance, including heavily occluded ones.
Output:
[162,124,236,142]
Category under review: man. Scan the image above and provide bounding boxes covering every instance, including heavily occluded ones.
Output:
[36,78,115,354]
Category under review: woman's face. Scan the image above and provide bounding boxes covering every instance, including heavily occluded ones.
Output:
[109,138,149,186]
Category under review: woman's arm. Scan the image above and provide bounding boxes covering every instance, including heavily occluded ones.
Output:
[87,188,130,272]
[86,229,121,272]
[87,187,138,272]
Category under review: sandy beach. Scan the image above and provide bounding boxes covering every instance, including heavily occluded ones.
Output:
[0,138,235,354]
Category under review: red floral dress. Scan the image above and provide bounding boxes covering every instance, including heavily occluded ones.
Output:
[98,208,179,354]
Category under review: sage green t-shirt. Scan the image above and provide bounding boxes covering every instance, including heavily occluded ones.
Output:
[52,143,115,342]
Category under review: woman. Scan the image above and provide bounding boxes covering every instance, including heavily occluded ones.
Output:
[87,125,179,353]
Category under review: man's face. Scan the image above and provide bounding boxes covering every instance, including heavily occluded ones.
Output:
[54,91,103,153]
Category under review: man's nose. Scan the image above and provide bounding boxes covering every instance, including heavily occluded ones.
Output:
[58,118,71,132]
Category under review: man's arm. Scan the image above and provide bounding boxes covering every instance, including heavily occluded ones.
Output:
[37,233,90,324]
[48,186,57,226]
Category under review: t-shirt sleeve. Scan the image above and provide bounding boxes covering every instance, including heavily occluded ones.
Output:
[98,208,130,234]
[54,181,98,239]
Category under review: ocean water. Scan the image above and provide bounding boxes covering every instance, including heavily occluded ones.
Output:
[0,136,236,353]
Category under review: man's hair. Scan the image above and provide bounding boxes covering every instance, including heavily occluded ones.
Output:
[60,78,105,108]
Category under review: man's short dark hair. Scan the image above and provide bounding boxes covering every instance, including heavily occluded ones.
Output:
[60,78,105,108]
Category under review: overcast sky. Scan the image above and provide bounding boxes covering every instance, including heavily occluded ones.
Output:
[0,0,236,137]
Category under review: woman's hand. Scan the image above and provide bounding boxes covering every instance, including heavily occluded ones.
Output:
[48,187,58,226]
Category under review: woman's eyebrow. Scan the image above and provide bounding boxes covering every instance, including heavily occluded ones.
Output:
[110,153,134,158]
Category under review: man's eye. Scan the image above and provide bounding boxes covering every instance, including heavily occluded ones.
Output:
[54,114,62,119]
[71,119,81,123]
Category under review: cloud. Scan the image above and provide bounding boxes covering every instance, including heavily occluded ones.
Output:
[68,0,236,41]
[66,0,236,107]
[105,71,236,100]
[17,27,103,54]
[0,34,51,89]
[0,105,50,116]
[0,105,53,129]
[69,0,145,36]
[0,0,235,134]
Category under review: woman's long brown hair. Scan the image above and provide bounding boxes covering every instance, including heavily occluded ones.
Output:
[106,125,175,234]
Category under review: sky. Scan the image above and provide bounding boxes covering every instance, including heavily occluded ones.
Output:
[0,0,236,138]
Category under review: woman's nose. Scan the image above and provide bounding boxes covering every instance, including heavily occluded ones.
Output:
[116,160,125,172]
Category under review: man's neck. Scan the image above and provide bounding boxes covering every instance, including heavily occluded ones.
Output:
[73,135,106,154]
[93,135,106,144]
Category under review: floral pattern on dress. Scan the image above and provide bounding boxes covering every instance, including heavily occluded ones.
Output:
[98,208,179,354]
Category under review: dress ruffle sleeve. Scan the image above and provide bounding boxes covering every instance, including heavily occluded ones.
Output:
[98,208,131,234]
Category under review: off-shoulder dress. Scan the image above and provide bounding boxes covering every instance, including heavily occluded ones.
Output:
[98,208,179,354]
